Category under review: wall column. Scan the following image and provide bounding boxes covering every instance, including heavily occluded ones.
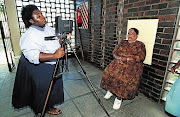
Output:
[4,0,21,56]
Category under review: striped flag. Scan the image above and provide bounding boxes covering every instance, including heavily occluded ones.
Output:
[78,2,88,29]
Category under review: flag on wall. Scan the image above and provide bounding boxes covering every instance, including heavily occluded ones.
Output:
[76,2,88,29]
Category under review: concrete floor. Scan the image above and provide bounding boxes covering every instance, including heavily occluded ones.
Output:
[0,54,170,117]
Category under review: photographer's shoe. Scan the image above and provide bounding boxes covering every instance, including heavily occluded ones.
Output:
[113,97,122,110]
[104,90,113,99]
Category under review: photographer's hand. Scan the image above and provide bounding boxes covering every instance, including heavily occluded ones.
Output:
[39,47,64,62]
[54,47,65,59]
[66,33,72,39]
[59,39,63,44]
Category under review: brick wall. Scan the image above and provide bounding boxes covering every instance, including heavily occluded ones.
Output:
[122,0,179,102]
[76,0,119,67]
[76,0,180,102]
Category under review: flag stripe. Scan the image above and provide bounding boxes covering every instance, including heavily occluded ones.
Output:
[79,2,88,29]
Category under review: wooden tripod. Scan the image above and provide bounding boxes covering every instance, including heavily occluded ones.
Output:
[41,39,110,117]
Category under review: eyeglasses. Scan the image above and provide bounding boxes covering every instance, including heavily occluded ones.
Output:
[128,33,136,35]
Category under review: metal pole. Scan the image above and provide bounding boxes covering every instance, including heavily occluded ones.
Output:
[65,40,110,117]
[0,21,12,71]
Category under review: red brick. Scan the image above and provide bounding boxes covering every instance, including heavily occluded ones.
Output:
[162,39,171,44]
[122,34,126,39]
[158,16,165,21]
[156,70,165,76]
[138,12,144,16]
[164,28,174,33]
[158,61,167,66]
[146,0,160,5]
[124,9,128,13]
[166,15,177,21]
[144,11,148,16]
[124,4,133,9]
[160,50,170,55]
[134,1,145,7]
[123,18,127,22]
[123,27,127,32]
[109,7,115,12]
[169,1,180,8]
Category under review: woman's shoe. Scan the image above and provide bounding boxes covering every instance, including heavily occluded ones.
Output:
[104,90,113,99]
[113,97,122,110]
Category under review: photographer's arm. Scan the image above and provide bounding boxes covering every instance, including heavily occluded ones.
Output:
[39,47,65,62]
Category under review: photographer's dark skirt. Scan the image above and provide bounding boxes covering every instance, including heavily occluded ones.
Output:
[12,55,64,114]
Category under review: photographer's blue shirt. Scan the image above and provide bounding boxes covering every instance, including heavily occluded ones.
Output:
[20,25,60,64]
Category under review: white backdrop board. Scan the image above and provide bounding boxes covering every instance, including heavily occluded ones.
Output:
[127,19,159,65]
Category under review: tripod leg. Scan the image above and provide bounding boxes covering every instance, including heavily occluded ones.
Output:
[65,45,68,71]
[41,80,54,116]
[77,28,84,61]
[41,59,60,117]
[66,41,110,117]
[61,56,65,73]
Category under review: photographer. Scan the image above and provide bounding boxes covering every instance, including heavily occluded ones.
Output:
[165,60,180,117]
[12,5,71,115]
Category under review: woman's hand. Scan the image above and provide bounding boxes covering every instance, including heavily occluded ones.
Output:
[171,60,180,74]
[171,65,179,74]
[114,54,124,64]
[114,54,135,64]
[54,47,65,59]
[120,57,127,63]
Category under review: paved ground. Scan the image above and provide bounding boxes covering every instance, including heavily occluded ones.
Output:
[0,54,169,117]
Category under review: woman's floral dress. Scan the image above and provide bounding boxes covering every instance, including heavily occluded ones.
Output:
[100,40,146,99]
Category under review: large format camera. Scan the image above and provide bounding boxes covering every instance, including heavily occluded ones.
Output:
[45,16,73,40]
[55,16,73,34]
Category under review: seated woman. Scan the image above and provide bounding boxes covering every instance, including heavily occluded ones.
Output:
[100,28,146,110]
[165,60,180,117]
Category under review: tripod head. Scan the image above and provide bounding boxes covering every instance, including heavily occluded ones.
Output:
[44,33,66,41]
[61,36,71,47]
[44,33,71,49]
